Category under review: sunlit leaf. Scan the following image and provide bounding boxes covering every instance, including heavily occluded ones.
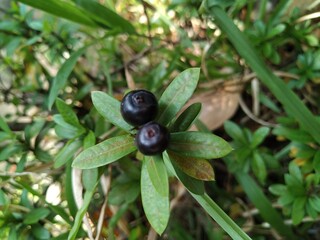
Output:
[72,135,136,169]
[157,68,200,126]
[91,91,132,132]
[141,160,169,235]
[169,131,232,159]
[145,155,168,196]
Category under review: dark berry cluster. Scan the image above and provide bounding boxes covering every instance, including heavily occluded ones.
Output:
[120,90,170,155]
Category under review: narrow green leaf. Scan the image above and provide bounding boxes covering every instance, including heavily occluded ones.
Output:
[54,139,82,168]
[0,189,8,206]
[192,193,251,240]
[306,201,318,219]
[31,224,51,240]
[309,196,320,212]
[141,159,169,235]
[17,0,97,27]
[288,162,303,182]
[208,6,320,144]
[157,68,200,126]
[0,144,24,161]
[82,168,98,191]
[168,151,215,181]
[55,99,82,128]
[83,130,96,149]
[48,47,87,110]
[251,127,270,148]
[65,162,78,218]
[91,91,132,132]
[23,208,51,224]
[164,151,205,195]
[292,197,306,225]
[269,184,287,196]
[170,103,202,132]
[72,135,136,169]
[164,157,251,240]
[252,151,267,184]
[145,155,169,196]
[14,181,72,225]
[272,127,313,143]
[224,121,246,144]
[24,118,46,144]
[68,189,96,240]
[75,0,135,33]
[313,150,320,173]
[235,172,297,239]
[0,116,12,134]
[168,132,232,159]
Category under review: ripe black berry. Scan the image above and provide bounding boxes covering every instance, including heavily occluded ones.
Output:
[120,90,158,126]
[136,122,170,155]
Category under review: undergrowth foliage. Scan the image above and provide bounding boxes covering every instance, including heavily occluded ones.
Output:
[1,0,320,239]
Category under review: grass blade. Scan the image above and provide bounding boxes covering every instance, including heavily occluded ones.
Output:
[17,0,97,27]
[235,172,297,239]
[208,6,320,144]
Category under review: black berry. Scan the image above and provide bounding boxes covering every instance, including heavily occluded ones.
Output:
[136,122,170,155]
[120,90,158,126]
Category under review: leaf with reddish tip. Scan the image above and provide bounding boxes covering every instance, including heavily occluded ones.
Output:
[168,151,215,181]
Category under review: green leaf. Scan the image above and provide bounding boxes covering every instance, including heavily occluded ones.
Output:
[235,172,297,239]
[224,121,246,144]
[292,197,306,225]
[285,174,305,196]
[48,47,87,110]
[54,139,82,168]
[75,0,135,33]
[252,151,267,184]
[164,157,251,240]
[82,168,98,191]
[288,162,303,182]
[269,184,287,196]
[24,118,46,143]
[17,0,97,27]
[306,201,318,219]
[108,181,140,205]
[15,181,72,225]
[309,196,320,212]
[72,135,136,169]
[272,127,314,143]
[170,103,202,132]
[208,6,320,145]
[0,144,24,161]
[157,68,200,126]
[141,159,169,235]
[83,130,96,149]
[91,91,132,132]
[164,151,205,195]
[250,127,270,148]
[168,151,215,181]
[313,150,320,173]
[65,162,78,218]
[0,116,12,134]
[68,188,96,240]
[55,99,82,128]
[23,208,51,224]
[145,155,169,196]
[168,132,232,159]
[278,191,294,205]
[0,189,8,206]
[206,0,235,9]
[31,224,51,240]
